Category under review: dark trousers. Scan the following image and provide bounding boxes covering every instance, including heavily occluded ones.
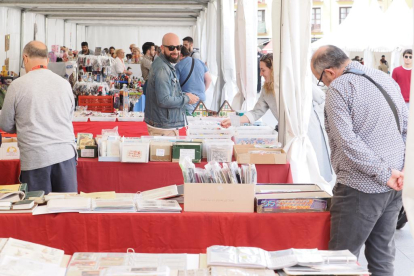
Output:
[20,157,77,195]
[329,184,402,276]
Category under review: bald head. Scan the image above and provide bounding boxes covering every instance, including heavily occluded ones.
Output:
[162,33,180,46]
[23,41,48,59]
[311,45,349,75]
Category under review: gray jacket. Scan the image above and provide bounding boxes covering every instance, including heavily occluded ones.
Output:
[144,54,189,129]
[245,87,279,123]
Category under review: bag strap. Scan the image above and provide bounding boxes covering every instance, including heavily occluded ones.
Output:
[181,58,195,87]
[343,68,401,134]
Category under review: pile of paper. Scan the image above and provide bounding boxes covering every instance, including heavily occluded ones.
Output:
[136,199,182,213]
[46,198,92,213]
[92,198,136,212]
[207,245,368,275]
[0,238,67,276]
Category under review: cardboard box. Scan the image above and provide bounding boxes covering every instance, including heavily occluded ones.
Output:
[77,145,98,158]
[234,145,286,164]
[150,141,173,162]
[184,183,255,213]
[255,190,332,213]
[0,137,19,160]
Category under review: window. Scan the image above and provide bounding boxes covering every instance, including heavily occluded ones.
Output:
[311,8,321,32]
[258,10,265,22]
[339,7,351,24]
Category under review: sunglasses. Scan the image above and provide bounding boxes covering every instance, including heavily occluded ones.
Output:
[404,55,412,59]
[163,45,182,51]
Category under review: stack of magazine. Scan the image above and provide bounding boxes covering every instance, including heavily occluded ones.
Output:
[136,199,182,213]
[180,157,257,184]
[207,245,369,275]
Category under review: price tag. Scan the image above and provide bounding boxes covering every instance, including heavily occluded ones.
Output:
[156,149,165,157]
[180,149,195,160]
[81,149,95,158]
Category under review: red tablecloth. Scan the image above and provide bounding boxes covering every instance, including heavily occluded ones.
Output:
[72,121,186,137]
[0,211,330,255]
[0,160,20,184]
[77,158,293,193]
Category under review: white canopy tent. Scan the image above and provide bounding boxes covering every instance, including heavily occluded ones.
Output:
[0,0,334,191]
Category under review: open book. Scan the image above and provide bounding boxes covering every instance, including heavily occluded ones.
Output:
[139,185,180,200]
[207,246,357,270]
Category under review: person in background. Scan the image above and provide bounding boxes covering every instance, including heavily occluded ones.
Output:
[114,49,132,76]
[360,58,364,65]
[381,55,389,66]
[352,55,360,61]
[144,33,199,136]
[109,46,116,58]
[132,47,142,64]
[0,41,77,194]
[126,54,132,64]
[182,36,201,60]
[141,42,155,81]
[129,44,136,55]
[103,48,109,55]
[154,45,162,59]
[221,53,278,128]
[176,46,212,114]
[79,42,94,55]
[311,45,407,276]
[392,49,412,109]
[378,59,389,74]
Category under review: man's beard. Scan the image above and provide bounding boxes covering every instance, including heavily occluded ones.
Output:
[165,52,179,63]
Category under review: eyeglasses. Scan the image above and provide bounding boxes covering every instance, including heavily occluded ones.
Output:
[317,70,326,87]
[404,55,412,59]
[163,45,182,51]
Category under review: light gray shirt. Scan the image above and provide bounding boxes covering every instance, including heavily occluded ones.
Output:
[0,69,76,171]
[245,87,279,123]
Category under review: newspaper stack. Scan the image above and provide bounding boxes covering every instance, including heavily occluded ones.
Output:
[136,199,182,213]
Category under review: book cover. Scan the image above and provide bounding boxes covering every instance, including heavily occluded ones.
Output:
[256,198,328,213]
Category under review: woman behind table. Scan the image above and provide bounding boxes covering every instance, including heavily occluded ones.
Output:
[221,53,278,128]
[114,49,133,76]
[132,47,142,64]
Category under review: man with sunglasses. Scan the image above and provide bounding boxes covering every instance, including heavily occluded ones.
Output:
[311,45,408,276]
[144,33,199,136]
[392,49,412,109]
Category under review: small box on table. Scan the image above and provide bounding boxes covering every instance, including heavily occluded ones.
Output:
[150,141,173,162]
[234,145,286,164]
[184,183,255,213]
[172,142,202,163]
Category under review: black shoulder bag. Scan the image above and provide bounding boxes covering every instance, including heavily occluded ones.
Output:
[343,68,401,134]
[180,58,195,87]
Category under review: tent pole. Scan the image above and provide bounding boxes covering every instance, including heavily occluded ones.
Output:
[19,10,25,70]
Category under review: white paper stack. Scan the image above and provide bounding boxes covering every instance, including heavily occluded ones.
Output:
[136,199,182,213]
[102,266,170,276]
[206,246,364,273]
[47,198,92,213]
[0,238,66,276]
[92,198,136,212]
[139,185,180,200]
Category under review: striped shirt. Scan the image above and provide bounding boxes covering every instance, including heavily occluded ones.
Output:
[325,61,408,193]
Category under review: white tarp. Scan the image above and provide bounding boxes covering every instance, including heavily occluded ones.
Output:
[22,12,36,49]
[369,0,413,52]
[232,0,258,111]
[204,0,220,110]
[77,25,86,51]
[85,25,193,53]
[0,7,21,74]
[46,18,65,50]
[219,0,238,106]
[35,14,46,44]
[64,22,77,51]
[274,0,331,193]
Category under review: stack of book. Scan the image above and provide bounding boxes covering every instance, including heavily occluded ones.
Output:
[136,199,182,213]
[44,198,92,213]
[0,184,42,213]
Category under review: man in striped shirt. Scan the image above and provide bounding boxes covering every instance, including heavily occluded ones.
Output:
[311,45,408,276]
